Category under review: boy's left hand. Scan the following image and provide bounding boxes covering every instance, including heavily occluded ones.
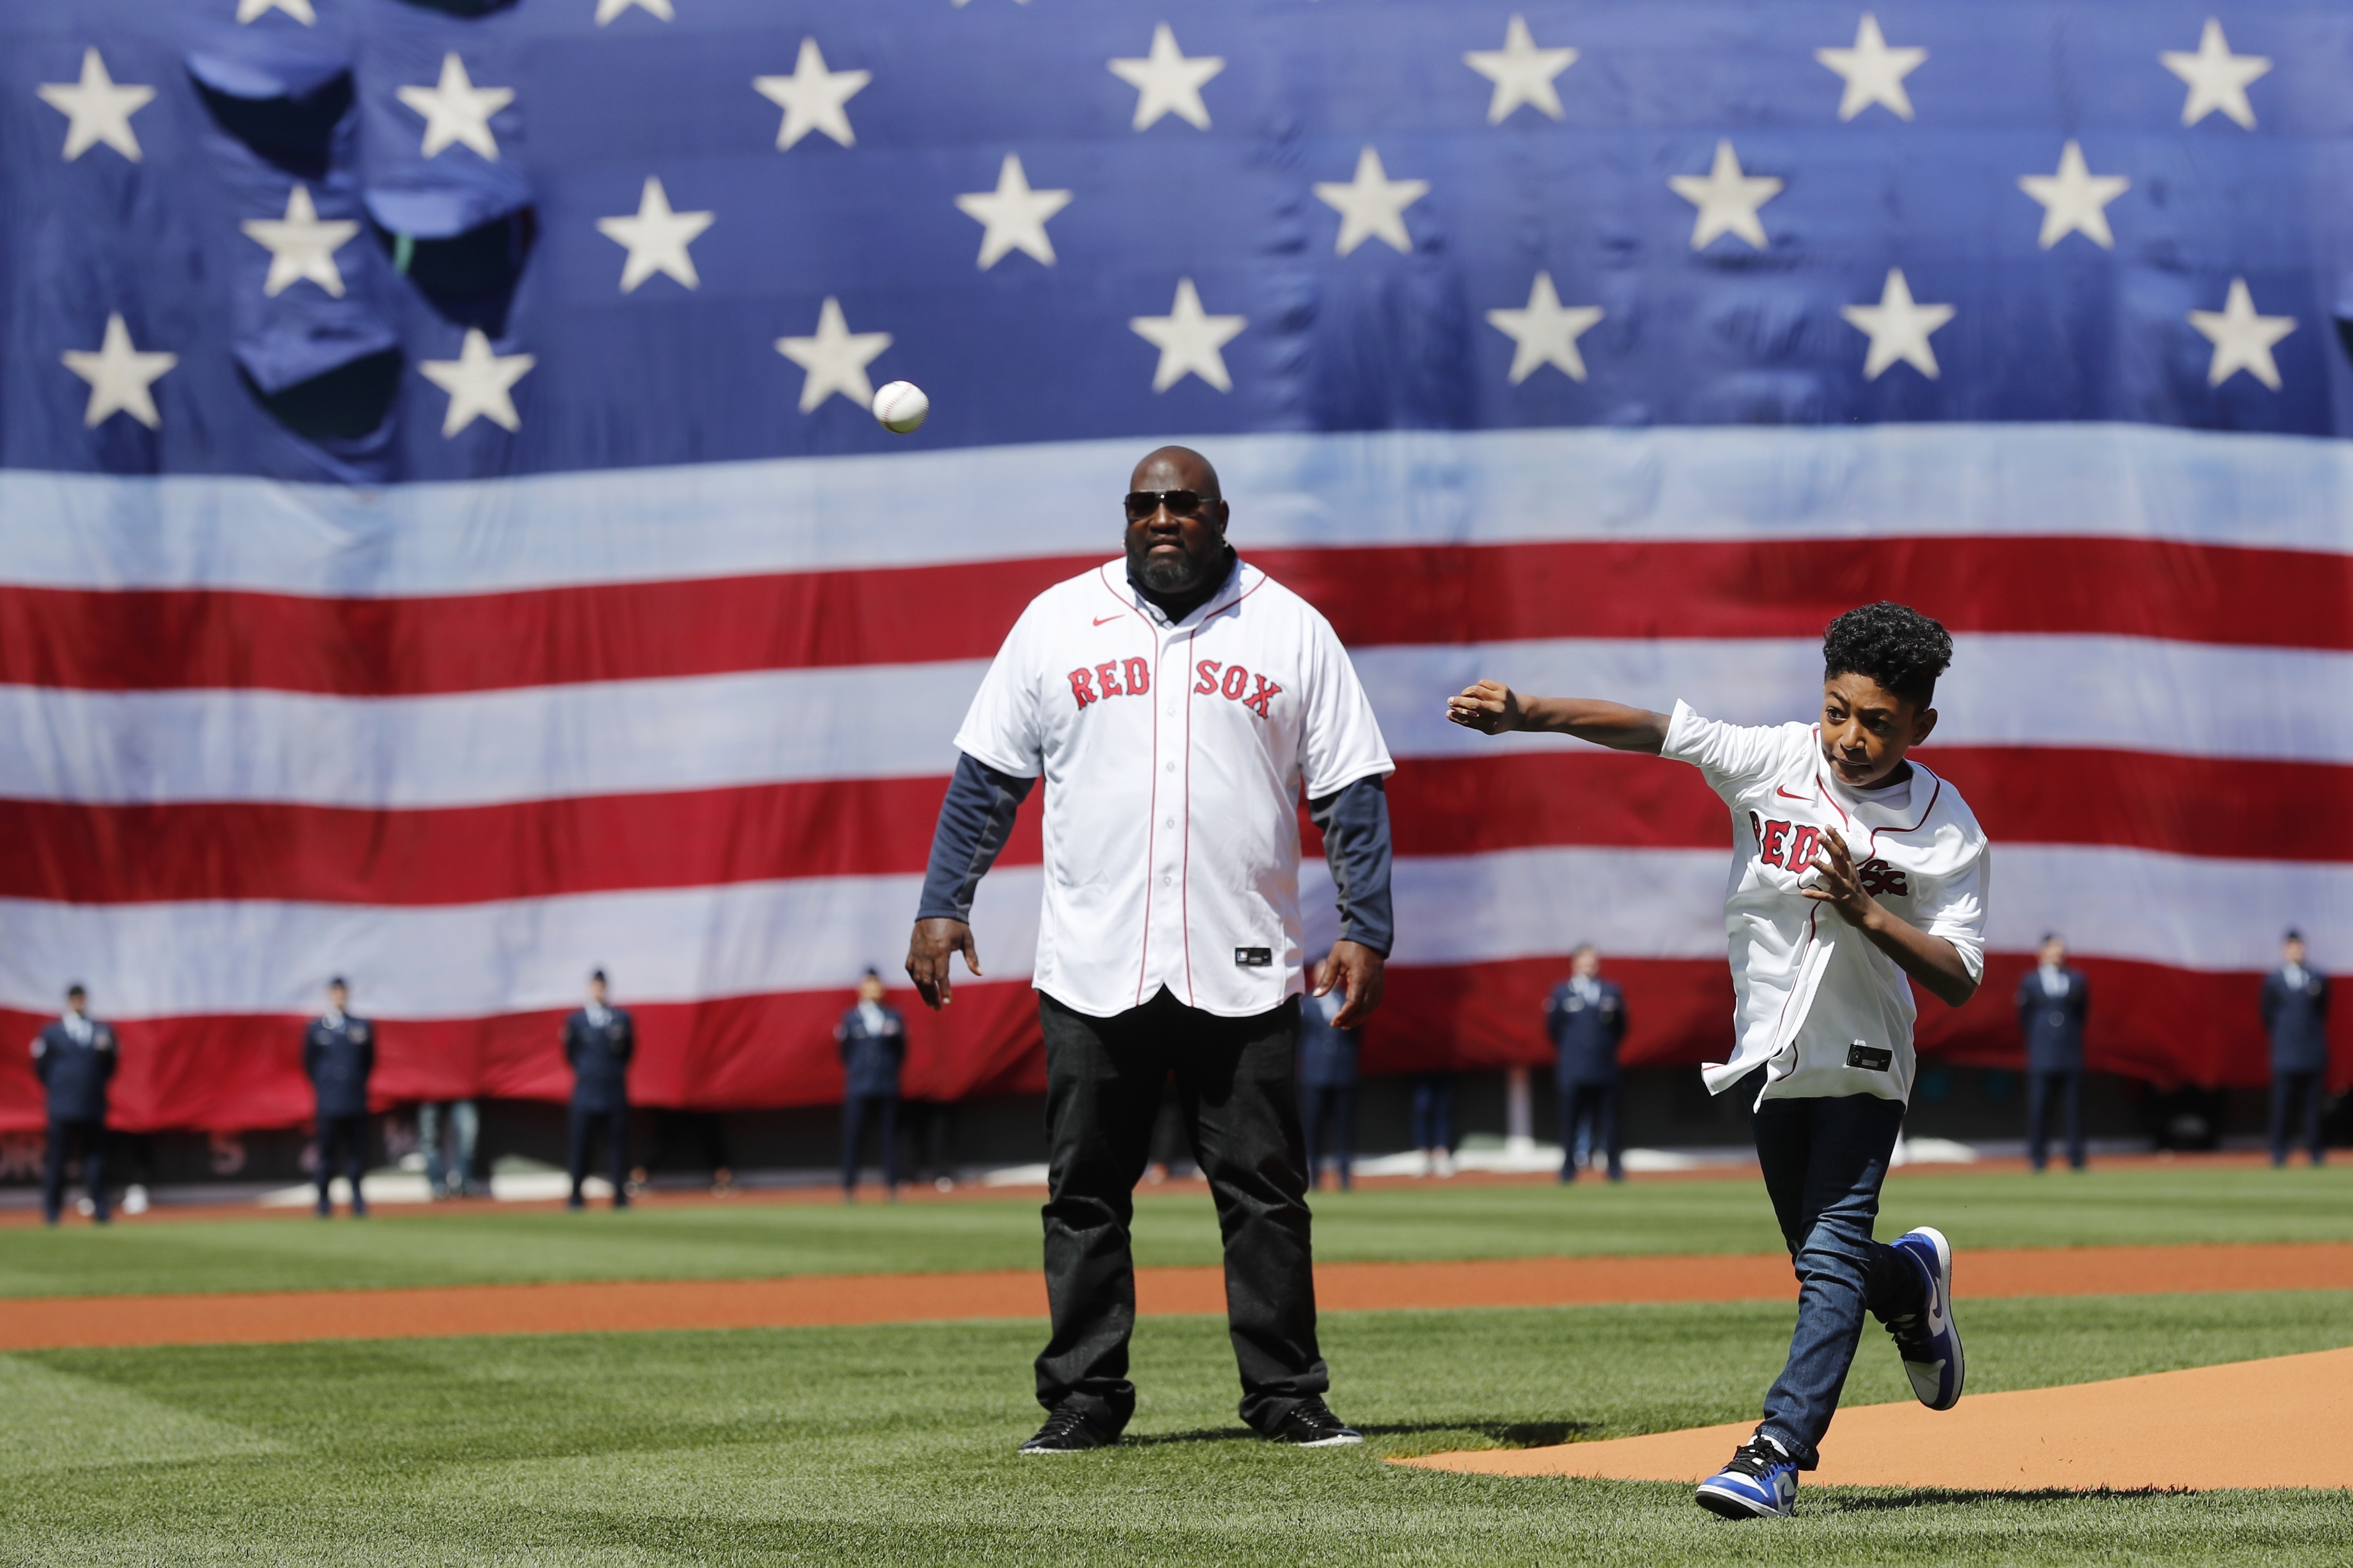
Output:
[1805,831,1878,929]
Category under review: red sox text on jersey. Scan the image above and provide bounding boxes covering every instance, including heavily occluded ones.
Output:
[1067,657,1281,717]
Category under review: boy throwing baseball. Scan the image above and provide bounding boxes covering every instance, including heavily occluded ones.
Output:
[1446,602,1985,1519]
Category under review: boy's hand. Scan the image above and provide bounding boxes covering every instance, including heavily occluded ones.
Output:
[1446,680,1521,734]
[1803,831,1878,928]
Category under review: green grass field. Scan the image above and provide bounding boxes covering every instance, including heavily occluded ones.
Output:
[5,1163,2350,1298]
[3,1165,2350,1564]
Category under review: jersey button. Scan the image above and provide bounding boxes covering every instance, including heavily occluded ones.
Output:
[1165,761,1175,773]
[1164,818,1174,828]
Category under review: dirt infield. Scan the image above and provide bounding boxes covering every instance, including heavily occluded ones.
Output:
[3,1242,2350,1352]
[1399,1346,2353,1491]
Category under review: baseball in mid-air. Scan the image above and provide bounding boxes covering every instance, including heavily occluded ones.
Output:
[873,381,929,434]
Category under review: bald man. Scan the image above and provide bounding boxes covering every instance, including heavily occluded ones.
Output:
[909,446,1396,1452]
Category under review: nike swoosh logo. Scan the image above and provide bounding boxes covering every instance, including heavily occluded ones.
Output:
[1093,614,1123,625]
[1775,786,1808,801]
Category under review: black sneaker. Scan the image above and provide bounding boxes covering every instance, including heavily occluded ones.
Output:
[1266,1396,1363,1447]
[1019,1403,1114,1454]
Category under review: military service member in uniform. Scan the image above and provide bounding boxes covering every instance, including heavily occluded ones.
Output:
[33,984,116,1226]
[304,977,377,1217]
[564,969,635,1209]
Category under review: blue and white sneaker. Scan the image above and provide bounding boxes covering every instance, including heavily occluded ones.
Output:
[1887,1225,1964,1410]
[1694,1432,1799,1519]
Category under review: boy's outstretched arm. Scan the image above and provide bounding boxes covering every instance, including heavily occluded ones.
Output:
[1806,832,1980,1008]
[1445,681,1670,754]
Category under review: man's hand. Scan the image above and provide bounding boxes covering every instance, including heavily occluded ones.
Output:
[906,918,981,1010]
[1312,940,1386,1029]
[1445,680,1521,734]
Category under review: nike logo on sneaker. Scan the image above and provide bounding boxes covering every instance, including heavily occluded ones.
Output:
[1093,614,1123,625]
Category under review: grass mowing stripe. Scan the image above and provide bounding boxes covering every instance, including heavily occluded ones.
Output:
[3,1292,2349,1565]
[4,1165,2351,1300]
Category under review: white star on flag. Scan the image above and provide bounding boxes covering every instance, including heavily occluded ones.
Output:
[1463,14,1577,124]
[237,0,316,22]
[1130,278,1245,392]
[595,177,714,293]
[37,49,156,163]
[955,154,1072,269]
[418,328,535,436]
[754,38,870,150]
[1315,146,1429,256]
[1485,272,1603,384]
[1109,24,1224,132]
[60,314,176,429]
[2018,141,2130,250]
[2161,19,2270,130]
[1815,12,1925,122]
[1841,268,1954,380]
[241,184,360,297]
[1670,140,1782,251]
[775,297,893,412]
[396,53,514,161]
[595,0,673,23]
[2188,277,2294,390]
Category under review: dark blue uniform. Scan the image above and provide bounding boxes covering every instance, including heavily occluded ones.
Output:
[304,1013,376,1216]
[1546,977,1626,1181]
[2262,965,2331,1166]
[33,1017,115,1224]
[1296,991,1359,1191]
[836,999,906,1193]
[2015,965,2090,1172]
[563,1005,634,1206]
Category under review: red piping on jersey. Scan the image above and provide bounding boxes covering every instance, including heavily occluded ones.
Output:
[1092,560,1269,1009]
[1863,768,1944,860]
[1099,565,1164,1009]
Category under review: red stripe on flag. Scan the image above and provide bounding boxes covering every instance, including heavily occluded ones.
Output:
[2,536,2346,695]
[3,745,2347,908]
[0,986,1045,1135]
[8,952,2330,1135]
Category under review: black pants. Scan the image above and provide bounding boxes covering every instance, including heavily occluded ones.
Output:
[2270,1070,2327,1166]
[1300,1082,1355,1190]
[41,1118,106,1224]
[1409,1073,1454,1151]
[315,1113,370,1214]
[1753,1095,1924,1467]
[842,1093,899,1192]
[1036,988,1324,1436]
[2026,1068,2085,1171]
[567,1105,631,1205]
[1558,1079,1622,1180]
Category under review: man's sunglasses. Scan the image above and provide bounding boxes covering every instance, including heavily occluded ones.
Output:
[1124,489,1221,521]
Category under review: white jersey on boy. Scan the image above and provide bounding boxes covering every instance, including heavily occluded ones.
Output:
[1662,701,1991,1105]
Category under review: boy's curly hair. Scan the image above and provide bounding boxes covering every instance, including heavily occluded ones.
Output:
[1822,602,1952,707]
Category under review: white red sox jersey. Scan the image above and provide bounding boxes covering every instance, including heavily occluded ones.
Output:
[1662,702,1991,1105]
[954,555,1393,1019]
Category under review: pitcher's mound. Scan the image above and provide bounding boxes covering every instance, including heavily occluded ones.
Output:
[1399,1346,2353,1492]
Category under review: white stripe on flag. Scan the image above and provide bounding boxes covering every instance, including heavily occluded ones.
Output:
[2,634,2346,808]
[5,843,2343,1020]
[2,423,2348,596]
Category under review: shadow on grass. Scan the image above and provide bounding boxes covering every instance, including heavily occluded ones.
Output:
[1823,1486,2197,1512]
[1124,1421,1597,1450]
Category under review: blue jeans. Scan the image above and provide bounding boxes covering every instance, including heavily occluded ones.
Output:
[1753,1094,1924,1467]
[421,1100,479,1196]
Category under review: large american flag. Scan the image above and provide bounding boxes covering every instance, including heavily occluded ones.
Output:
[1,0,2345,1133]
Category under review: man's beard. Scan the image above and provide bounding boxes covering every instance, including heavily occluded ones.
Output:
[1128,537,1213,593]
